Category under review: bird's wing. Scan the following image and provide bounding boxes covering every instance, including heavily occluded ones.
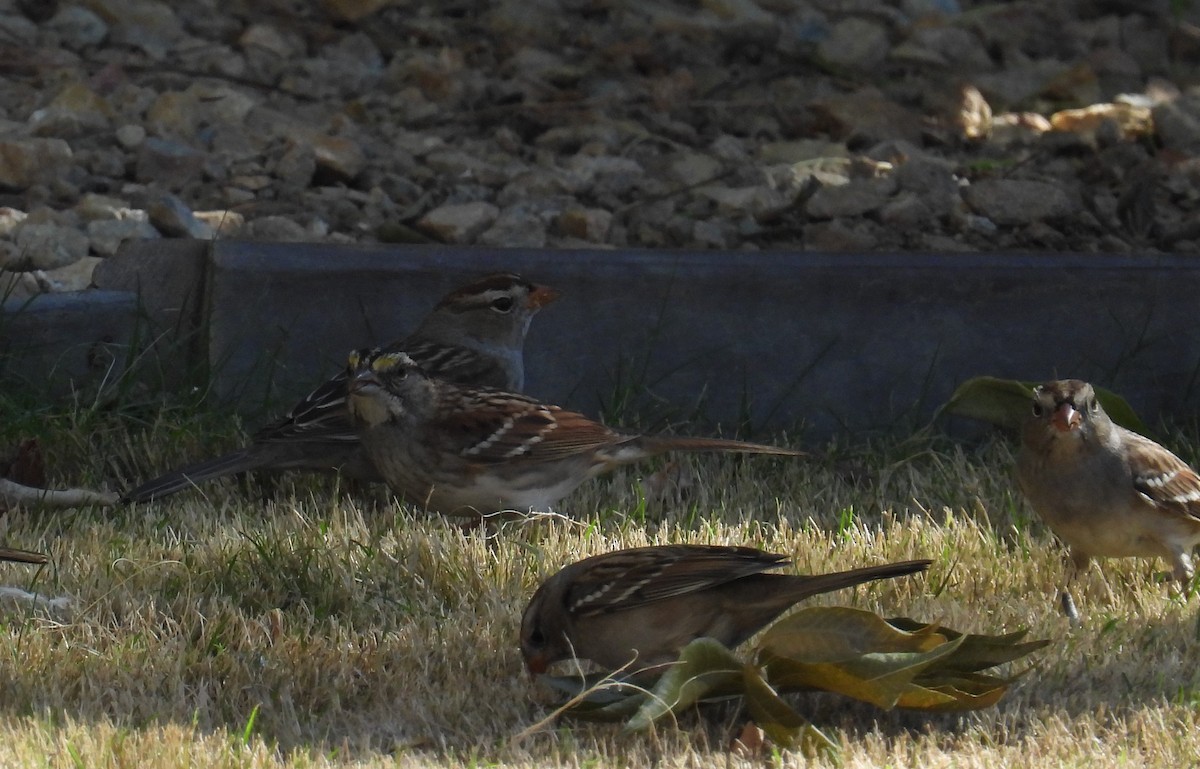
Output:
[256,338,505,445]
[565,545,787,616]
[434,391,623,464]
[1125,430,1200,520]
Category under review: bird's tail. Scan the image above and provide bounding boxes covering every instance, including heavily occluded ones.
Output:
[635,435,807,458]
[0,546,48,565]
[121,448,265,504]
[786,559,932,601]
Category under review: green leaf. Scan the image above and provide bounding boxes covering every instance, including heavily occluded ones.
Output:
[935,376,1147,434]
[936,376,1035,430]
[625,638,745,732]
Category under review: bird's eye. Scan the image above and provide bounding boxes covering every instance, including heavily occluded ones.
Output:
[1089,398,1100,413]
[526,628,545,648]
[1031,402,1045,417]
[491,296,515,313]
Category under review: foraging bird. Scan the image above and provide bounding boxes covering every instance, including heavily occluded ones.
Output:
[1017,378,1200,621]
[346,350,806,515]
[519,544,931,675]
[123,273,559,503]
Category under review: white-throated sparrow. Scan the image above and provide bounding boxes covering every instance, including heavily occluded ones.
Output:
[519,544,931,675]
[346,349,806,515]
[124,273,559,503]
[1017,379,1200,621]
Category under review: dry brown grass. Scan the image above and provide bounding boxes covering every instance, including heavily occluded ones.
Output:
[2,407,1200,768]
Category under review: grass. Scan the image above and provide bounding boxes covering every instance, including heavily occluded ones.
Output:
[2,402,1200,768]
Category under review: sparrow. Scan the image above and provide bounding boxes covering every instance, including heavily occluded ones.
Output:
[123,273,559,502]
[345,350,806,515]
[1017,378,1200,621]
[519,544,931,675]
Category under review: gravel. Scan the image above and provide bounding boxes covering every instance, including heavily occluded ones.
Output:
[1,0,1199,301]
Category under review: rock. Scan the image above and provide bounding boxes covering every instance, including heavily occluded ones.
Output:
[668,152,723,186]
[758,140,848,165]
[817,17,889,73]
[566,155,645,196]
[0,14,37,45]
[29,81,113,137]
[0,139,73,190]
[702,0,775,27]
[709,135,751,163]
[963,179,1076,225]
[805,177,897,219]
[88,0,184,59]
[87,216,160,256]
[145,83,258,140]
[242,216,309,241]
[146,193,215,239]
[115,124,146,149]
[804,220,879,251]
[239,23,300,59]
[76,194,139,223]
[974,60,1074,110]
[311,135,367,184]
[555,207,612,242]
[1153,91,1200,154]
[496,169,579,205]
[416,201,499,243]
[691,218,735,249]
[810,90,925,145]
[9,222,91,270]
[314,32,384,94]
[1051,102,1153,141]
[194,209,246,238]
[878,192,936,228]
[907,26,992,73]
[425,149,508,188]
[321,0,394,23]
[534,124,623,154]
[135,137,206,189]
[895,156,960,218]
[46,5,109,48]
[901,0,961,15]
[0,207,27,236]
[698,185,787,217]
[990,112,1053,146]
[41,255,103,292]
[478,205,549,248]
[275,142,317,187]
[0,267,43,301]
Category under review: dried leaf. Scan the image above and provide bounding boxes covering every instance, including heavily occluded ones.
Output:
[741,664,839,760]
[886,618,1052,673]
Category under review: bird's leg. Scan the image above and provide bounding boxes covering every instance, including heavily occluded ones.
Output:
[1170,550,1195,598]
[1060,551,1089,625]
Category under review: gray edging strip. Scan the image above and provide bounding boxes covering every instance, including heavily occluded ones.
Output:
[206,242,1200,437]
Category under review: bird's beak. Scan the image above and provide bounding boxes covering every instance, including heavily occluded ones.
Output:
[347,369,381,395]
[1051,402,1081,432]
[526,284,561,310]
